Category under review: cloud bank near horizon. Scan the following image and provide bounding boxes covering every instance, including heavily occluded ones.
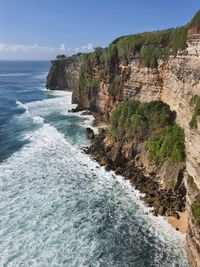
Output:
[0,43,94,60]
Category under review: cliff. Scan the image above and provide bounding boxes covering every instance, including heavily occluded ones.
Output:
[46,54,81,91]
[121,34,200,266]
[46,10,200,267]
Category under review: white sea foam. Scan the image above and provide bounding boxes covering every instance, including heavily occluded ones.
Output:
[33,116,44,124]
[37,87,48,91]
[34,72,48,80]
[0,122,189,266]
[0,73,30,77]
[72,111,97,133]
[0,91,189,266]
[26,91,95,132]
[15,101,44,130]
[15,93,187,247]
[26,91,76,117]
[16,100,29,111]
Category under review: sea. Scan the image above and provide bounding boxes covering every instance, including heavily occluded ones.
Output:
[0,61,190,266]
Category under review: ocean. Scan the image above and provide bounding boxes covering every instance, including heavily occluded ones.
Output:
[0,61,189,266]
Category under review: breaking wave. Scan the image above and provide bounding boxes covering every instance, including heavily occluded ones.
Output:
[0,73,31,77]
[0,89,189,266]
[16,100,29,112]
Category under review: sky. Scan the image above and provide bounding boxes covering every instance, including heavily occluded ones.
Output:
[0,0,199,60]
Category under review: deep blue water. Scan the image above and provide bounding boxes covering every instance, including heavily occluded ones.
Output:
[0,61,189,266]
[0,61,89,162]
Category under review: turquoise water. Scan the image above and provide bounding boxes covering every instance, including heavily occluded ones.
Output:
[0,61,189,266]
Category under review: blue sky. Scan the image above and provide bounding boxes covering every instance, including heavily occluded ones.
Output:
[0,0,199,60]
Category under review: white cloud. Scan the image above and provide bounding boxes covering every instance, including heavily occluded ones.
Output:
[0,42,94,60]
[59,43,65,52]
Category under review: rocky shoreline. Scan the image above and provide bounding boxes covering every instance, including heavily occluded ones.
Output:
[84,127,186,220]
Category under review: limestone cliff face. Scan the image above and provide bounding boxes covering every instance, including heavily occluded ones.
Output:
[166,36,200,267]
[121,34,200,267]
[46,56,81,91]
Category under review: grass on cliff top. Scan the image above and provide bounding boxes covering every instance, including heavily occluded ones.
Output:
[110,100,185,165]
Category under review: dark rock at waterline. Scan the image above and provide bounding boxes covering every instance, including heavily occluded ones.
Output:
[81,111,93,116]
[85,128,186,218]
[68,107,83,113]
[86,127,95,140]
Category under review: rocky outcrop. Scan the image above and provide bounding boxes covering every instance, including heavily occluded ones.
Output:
[46,55,81,91]
[85,127,95,140]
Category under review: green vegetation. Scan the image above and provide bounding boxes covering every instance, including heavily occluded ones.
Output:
[47,63,56,82]
[110,100,185,165]
[47,52,83,89]
[73,51,101,98]
[111,26,188,66]
[56,54,66,60]
[188,175,198,191]
[76,75,100,94]
[147,124,185,164]
[140,45,160,68]
[192,194,200,225]
[189,10,200,29]
[189,95,200,129]
[74,25,189,96]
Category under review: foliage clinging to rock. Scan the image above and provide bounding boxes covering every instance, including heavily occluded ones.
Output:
[192,194,200,225]
[189,95,200,129]
[110,100,185,165]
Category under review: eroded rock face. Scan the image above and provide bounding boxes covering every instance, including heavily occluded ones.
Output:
[85,127,95,140]
[119,34,200,267]
[46,57,81,91]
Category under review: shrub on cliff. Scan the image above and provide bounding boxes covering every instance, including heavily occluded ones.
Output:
[147,125,185,164]
[110,100,172,137]
[140,45,161,68]
[192,194,200,225]
[110,100,185,165]
[56,54,66,60]
[189,95,200,129]
[110,25,188,65]
[104,45,120,81]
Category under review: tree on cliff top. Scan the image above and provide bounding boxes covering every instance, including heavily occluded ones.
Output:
[56,54,66,60]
